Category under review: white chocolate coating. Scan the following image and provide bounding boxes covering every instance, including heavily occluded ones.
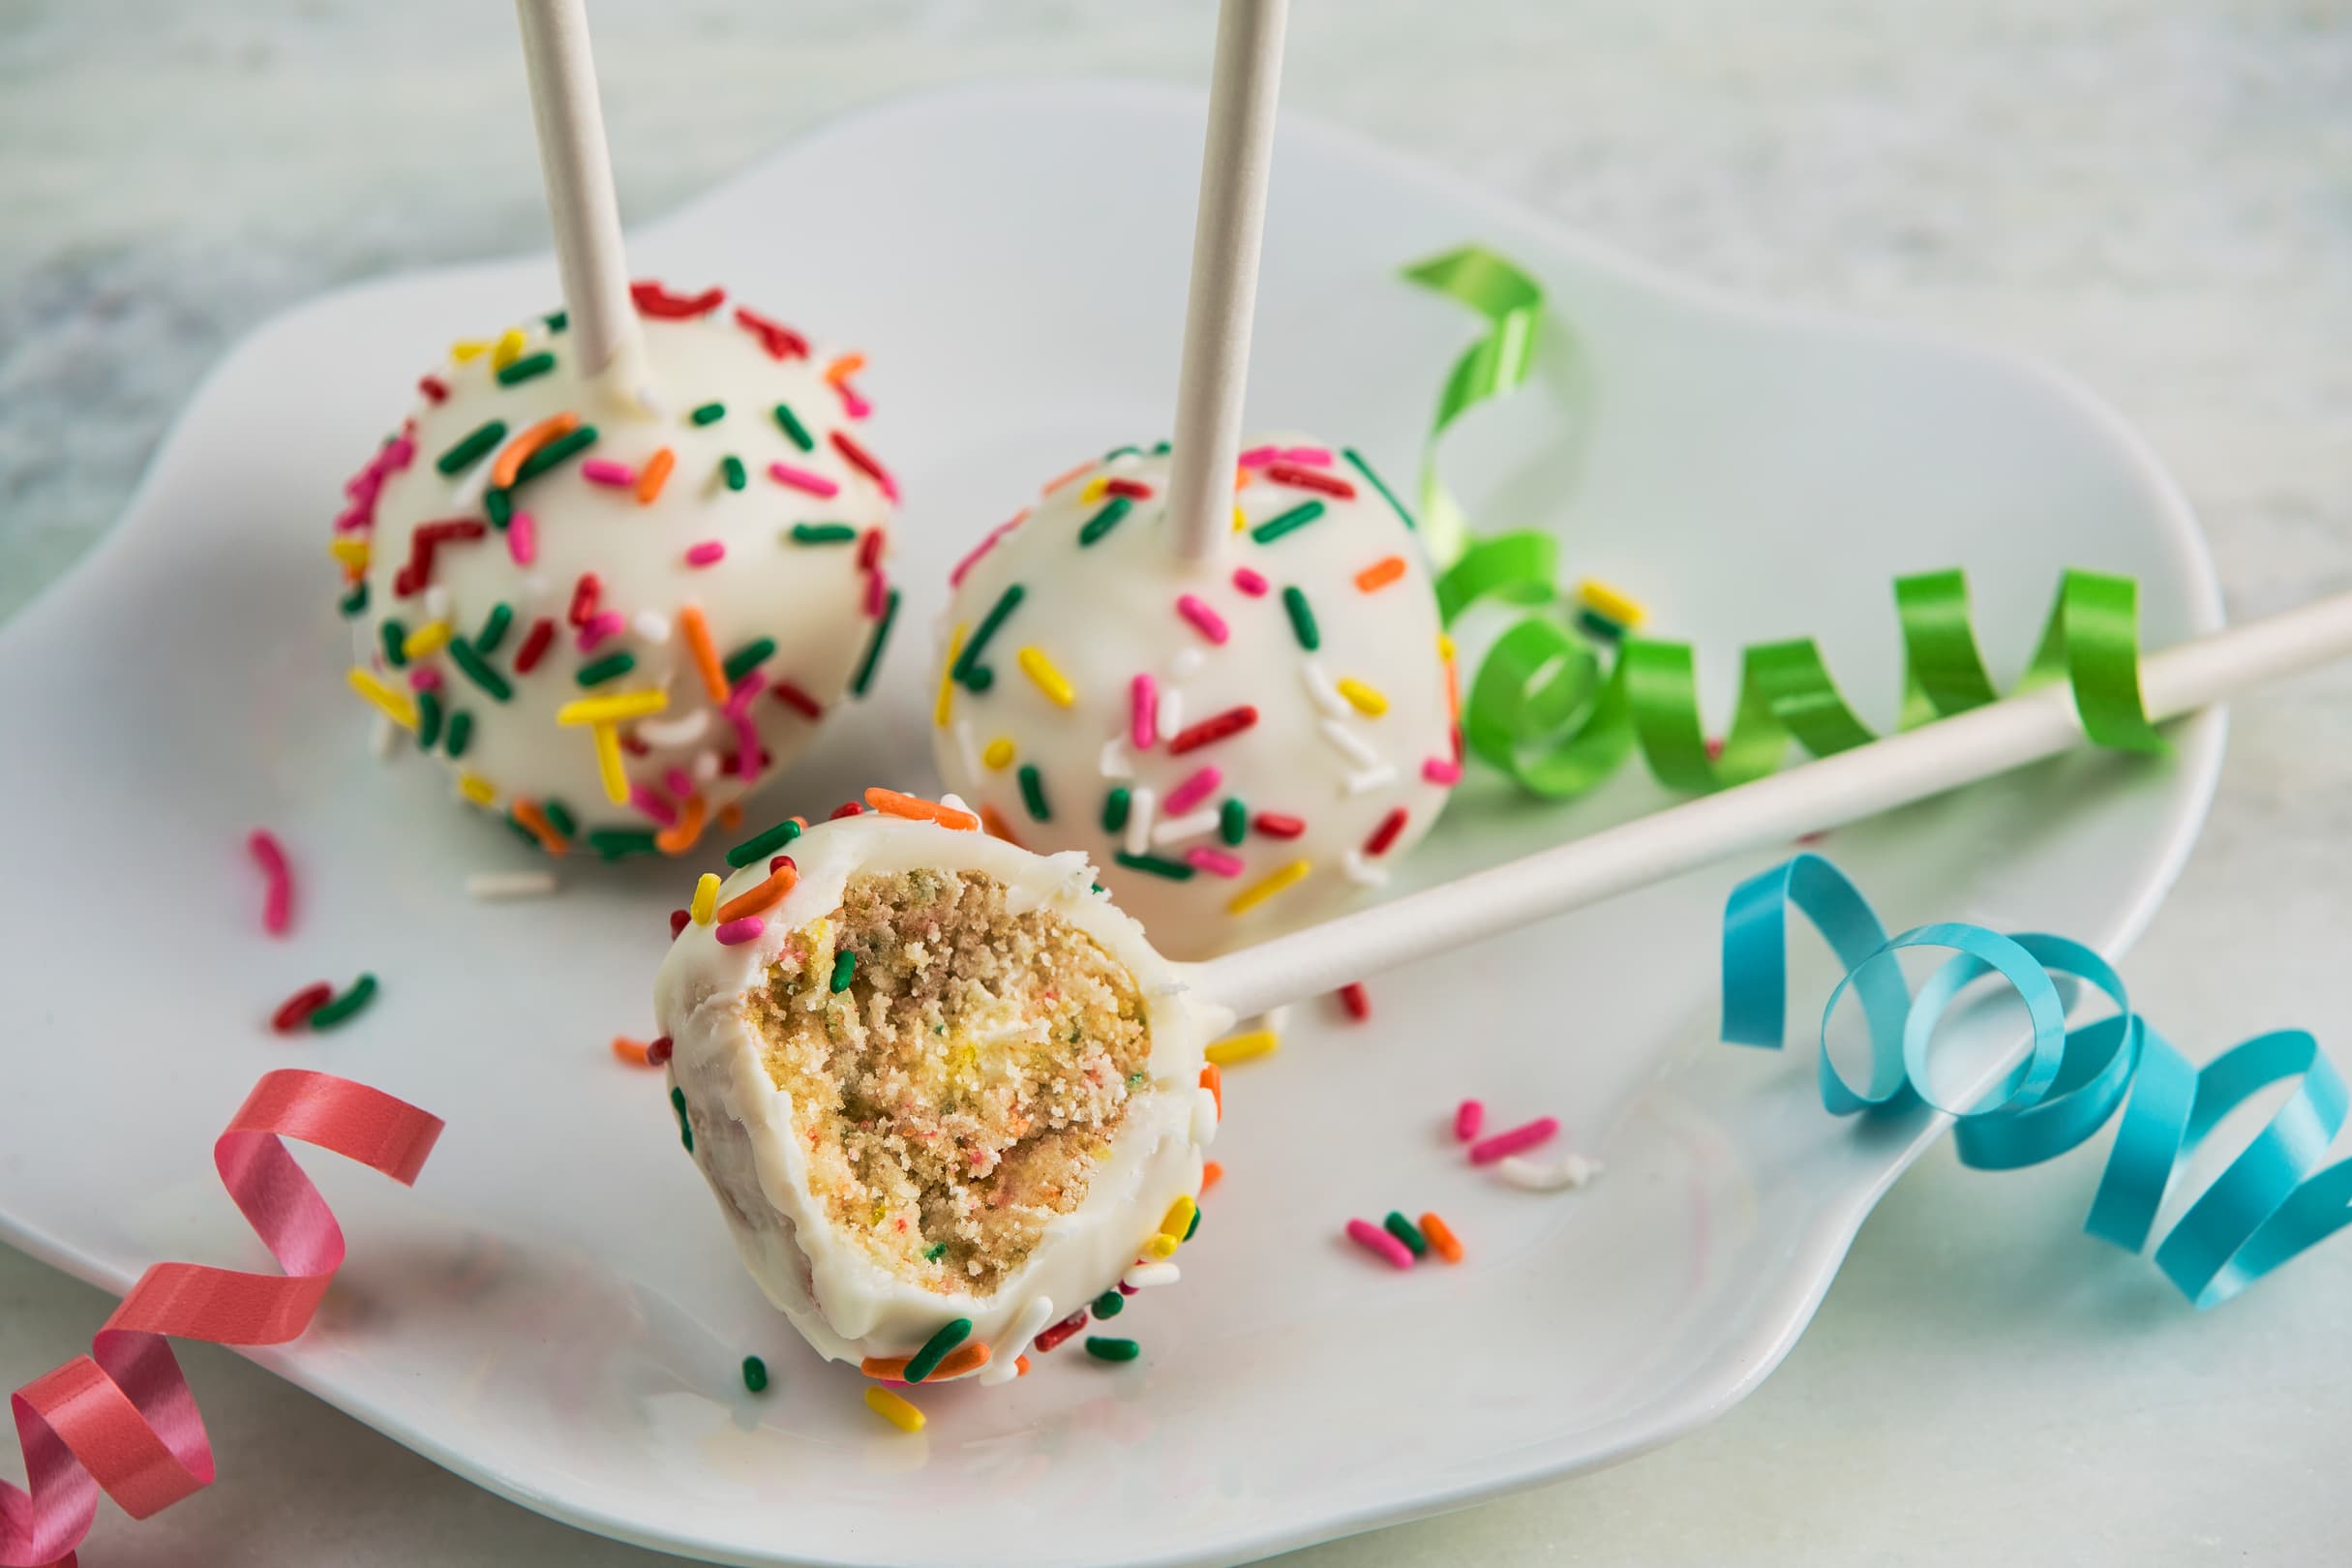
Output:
[930,436,1458,960]
[336,298,896,846]
[653,811,1227,1372]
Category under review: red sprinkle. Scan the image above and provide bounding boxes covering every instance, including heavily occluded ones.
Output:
[857,527,886,571]
[630,280,726,318]
[1363,806,1408,858]
[770,681,824,720]
[829,430,898,501]
[1103,478,1155,499]
[830,801,865,821]
[1252,812,1306,839]
[271,981,334,1034]
[669,909,691,940]
[647,1036,675,1065]
[1031,1312,1089,1354]
[1469,1116,1560,1165]
[567,573,601,628]
[1168,705,1259,756]
[1338,981,1371,1021]
[514,617,557,675]
[1264,463,1357,498]
[734,304,810,360]
[417,375,449,405]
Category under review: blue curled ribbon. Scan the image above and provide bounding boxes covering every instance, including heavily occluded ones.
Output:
[1722,854,2352,1308]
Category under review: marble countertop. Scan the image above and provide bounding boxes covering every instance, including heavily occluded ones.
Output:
[7,1,2352,1562]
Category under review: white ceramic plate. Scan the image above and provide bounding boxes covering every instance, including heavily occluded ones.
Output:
[0,81,2221,1567]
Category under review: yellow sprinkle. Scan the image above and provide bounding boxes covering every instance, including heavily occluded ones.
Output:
[490,327,528,371]
[981,738,1015,771]
[934,625,967,729]
[457,771,497,806]
[1336,678,1389,718]
[590,720,628,803]
[1226,859,1311,918]
[1015,647,1076,708]
[1161,1195,1196,1238]
[328,536,371,570]
[1231,504,1247,532]
[556,689,669,727]
[1437,632,1457,660]
[1576,578,1647,629]
[402,620,453,661]
[1205,1030,1280,1066]
[346,667,417,730]
[1080,475,1109,503]
[1142,1233,1181,1260]
[864,1385,925,1432]
[690,873,720,925]
[449,339,490,362]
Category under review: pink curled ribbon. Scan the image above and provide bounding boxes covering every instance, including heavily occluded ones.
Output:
[1,1070,444,1568]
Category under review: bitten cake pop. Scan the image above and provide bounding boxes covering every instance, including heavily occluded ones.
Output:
[333,290,899,858]
[656,793,1223,1381]
[930,436,1458,958]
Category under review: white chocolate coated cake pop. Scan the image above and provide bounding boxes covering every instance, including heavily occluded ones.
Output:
[929,436,1460,961]
[332,284,902,859]
[655,795,1223,1381]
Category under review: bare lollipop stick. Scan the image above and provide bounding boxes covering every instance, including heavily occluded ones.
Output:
[513,0,647,396]
[1185,589,2352,1018]
[1164,0,1292,566]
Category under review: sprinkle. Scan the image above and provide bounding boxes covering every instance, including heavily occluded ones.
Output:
[1227,859,1310,917]
[308,973,379,1032]
[489,327,528,369]
[436,420,507,476]
[671,1085,693,1150]
[718,455,747,492]
[1174,594,1229,644]
[1124,675,1160,750]
[726,818,801,867]
[863,1342,989,1382]
[347,667,417,729]
[1264,462,1355,498]
[1252,812,1305,838]
[770,401,816,451]
[789,522,859,545]
[851,588,900,695]
[379,619,409,669]
[575,650,636,687]
[655,796,709,856]
[403,620,454,662]
[1153,807,1220,847]
[1201,1161,1222,1191]
[418,375,448,403]
[631,280,725,317]
[1456,1100,1485,1141]
[247,829,294,936]
[934,626,967,728]
[1345,1218,1415,1270]
[338,583,369,618]
[270,981,332,1033]
[1043,457,1095,493]
[1342,448,1414,528]
[1577,578,1647,628]
[1355,556,1407,593]
[1319,719,1378,768]
[1161,1194,1197,1237]
[634,612,671,645]
[1469,1116,1561,1165]
[577,610,626,651]
[676,605,729,704]
[768,462,838,498]
[1339,981,1371,1021]
[590,722,628,802]
[1205,1030,1277,1066]
[1168,706,1257,756]
[1101,787,1131,833]
[727,1354,768,1395]
[953,584,1024,689]
[634,446,677,503]
[829,430,897,500]
[1114,850,1193,882]
[770,681,824,721]
[1281,586,1321,649]
[496,351,556,386]
[1336,678,1389,717]
[1345,765,1401,796]
[830,950,857,992]
[1016,647,1075,708]
[1163,767,1221,817]
[1384,1211,1430,1258]
[581,458,636,488]
[950,513,1025,588]
[466,870,558,900]
[1078,497,1132,546]
[715,916,767,946]
[447,638,513,702]
[690,873,721,924]
[1125,1262,1180,1290]
[715,860,799,924]
[612,1036,655,1068]
[490,413,580,488]
[647,1036,673,1065]
[472,602,515,656]
[457,771,498,807]
[1122,784,1157,855]
[1011,764,1052,822]
[509,618,553,675]
[509,800,566,855]
[980,804,1021,844]
[736,306,809,360]
[1093,1289,1124,1319]
[1158,687,1185,739]
[864,1386,924,1432]
[1084,1337,1140,1363]
[1296,658,1347,718]
[1184,846,1245,878]
[1498,1154,1604,1191]
[1251,499,1326,545]
[1424,757,1463,785]
[511,427,597,490]
[722,638,775,684]
[1365,807,1409,857]
[415,688,445,749]
[328,536,371,573]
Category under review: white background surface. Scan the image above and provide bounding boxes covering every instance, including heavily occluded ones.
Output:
[3,2,2350,1563]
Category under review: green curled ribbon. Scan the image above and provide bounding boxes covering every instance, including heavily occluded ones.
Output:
[1402,246,1545,566]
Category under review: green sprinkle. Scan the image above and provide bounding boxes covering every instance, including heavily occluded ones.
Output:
[542,799,579,838]
[496,351,556,386]
[379,618,408,669]
[1184,1206,1200,1241]
[308,973,378,1031]
[772,402,815,451]
[415,687,444,749]
[671,1085,693,1151]
[727,817,802,867]
[789,522,859,545]
[953,584,1025,689]
[689,401,727,426]
[740,1355,768,1393]
[446,639,511,701]
[1282,586,1321,651]
[515,425,597,484]
[851,588,899,698]
[902,1318,973,1383]
[505,812,544,851]
[485,486,513,528]
[923,1243,947,1262]
[576,650,636,686]
[721,454,746,491]
[589,828,660,860]
[1103,444,1141,463]
[1092,1289,1124,1319]
[1576,607,1626,644]
[830,950,857,993]
[1017,764,1051,822]
[722,638,775,684]
[545,309,568,332]
[1150,438,1172,455]
[1101,787,1131,833]
[1077,496,1131,546]
[1219,798,1248,845]
[436,419,506,476]
[1383,1211,1430,1258]
[1251,498,1327,545]
[1342,448,1414,529]
[475,601,514,655]
[444,709,473,758]
[1084,1337,1140,1363]
[1115,851,1194,882]
[339,582,369,618]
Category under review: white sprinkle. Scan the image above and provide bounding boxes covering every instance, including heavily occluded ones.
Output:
[940,792,971,814]
[466,870,559,901]
[1191,1086,1220,1146]
[1496,1154,1604,1191]
[370,712,401,759]
[954,716,982,781]
[1100,737,1133,779]
[637,709,711,748]
[1124,785,1157,857]
[1301,658,1349,719]
[980,1296,1056,1386]
[1170,647,1207,679]
[1341,849,1390,887]
[1151,809,1221,847]
[445,447,498,511]
[691,749,721,783]
[423,584,452,623]
[630,381,671,417]
[1344,764,1401,796]
[1263,1004,1293,1032]
[1319,719,1378,768]
[1124,1261,1181,1291]
[1158,687,1185,739]
[633,611,672,645]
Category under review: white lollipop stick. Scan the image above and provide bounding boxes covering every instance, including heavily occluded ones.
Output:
[1164,0,1292,566]
[512,0,647,395]
[1187,589,2352,1018]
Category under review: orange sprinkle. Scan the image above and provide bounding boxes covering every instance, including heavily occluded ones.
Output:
[1015,1354,1030,1377]
[611,1036,653,1067]
[1200,1063,1222,1120]
[860,1342,990,1381]
[979,802,1023,846]
[718,801,743,830]
[491,412,581,488]
[677,604,729,704]
[864,787,980,832]
[1419,1212,1464,1263]
[1042,457,1094,494]
[635,445,676,504]
[824,351,867,386]
[715,859,799,923]
[1355,556,1407,593]
[1234,465,1253,491]
[1201,1160,1222,1191]
[655,794,708,856]
[511,799,567,856]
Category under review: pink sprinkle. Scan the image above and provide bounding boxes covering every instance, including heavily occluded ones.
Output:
[582,459,637,487]
[768,462,839,498]
[836,384,872,420]
[1131,675,1159,748]
[1175,594,1230,645]
[725,668,768,716]
[1231,567,1268,597]
[629,783,678,828]
[406,666,443,691]
[1282,446,1334,466]
[663,768,695,799]
[865,567,890,618]
[1238,445,1279,468]
[1163,766,1221,816]
[1345,1219,1415,1270]
[508,509,537,565]
[578,611,627,651]
[732,713,762,779]
[247,829,292,937]
[1455,1100,1485,1142]
[685,540,726,567]
[1185,847,1245,878]
[715,916,767,946]
[1469,1116,1559,1165]
[1423,756,1462,785]
[950,513,1026,588]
